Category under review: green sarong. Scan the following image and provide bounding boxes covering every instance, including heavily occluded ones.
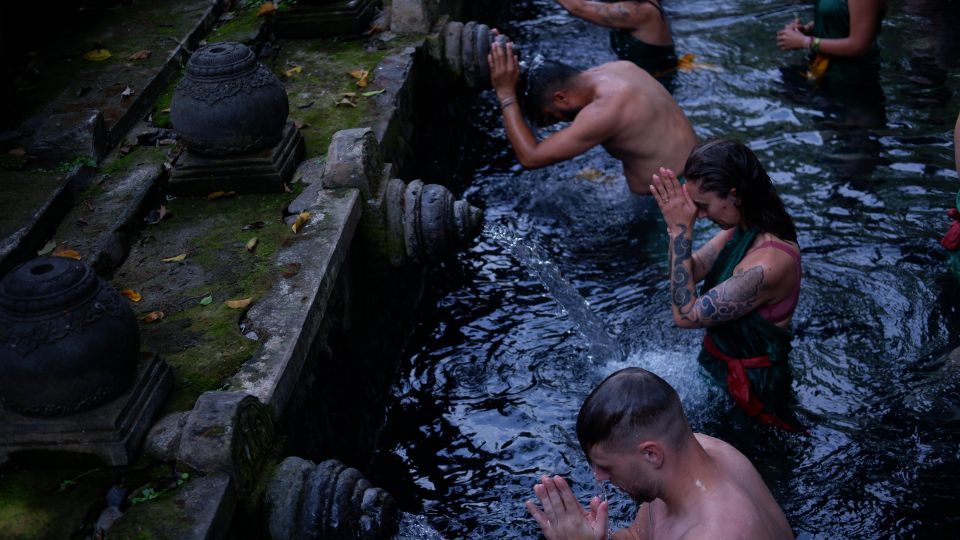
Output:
[697,227,800,430]
[813,0,883,84]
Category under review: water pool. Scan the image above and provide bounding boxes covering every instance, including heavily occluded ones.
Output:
[375,1,960,537]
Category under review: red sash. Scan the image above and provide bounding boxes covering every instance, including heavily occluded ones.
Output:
[703,335,804,433]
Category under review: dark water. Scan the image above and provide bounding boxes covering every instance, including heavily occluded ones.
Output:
[375,1,960,538]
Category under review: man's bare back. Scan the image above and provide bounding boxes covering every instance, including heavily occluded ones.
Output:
[579,61,697,193]
[624,434,794,540]
[488,41,697,195]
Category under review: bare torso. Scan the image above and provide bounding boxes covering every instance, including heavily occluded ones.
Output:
[622,434,794,540]
[579,62,697,194]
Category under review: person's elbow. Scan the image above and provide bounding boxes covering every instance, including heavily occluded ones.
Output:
[672,313,703,329]
[514,152,553,169]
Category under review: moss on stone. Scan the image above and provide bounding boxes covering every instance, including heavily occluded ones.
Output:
[207,3,264,44]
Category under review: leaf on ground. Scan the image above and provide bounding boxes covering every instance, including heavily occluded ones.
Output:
[121,289,143,302]
[291,211,311,234]
[342,92,357,97]
[52,246,81,260]
[207,190,237,201]
[82,48,112,61]
[284,66,302,77]
[121,86,135,98]
[37,239,57,256]
[293,120,310,129]
[224,297,252,309]
[245,237,258,253]
[144,204,169,225]
[161,253,187,263]
[348,68,369,88]
[128,50,151,61]
[256,2,277,16]
[199,295,213,306]
[242,221,265,231]
[336,98,357,108]
[361,89,385,97]
[280,262,302,278]
[142,311,164,323]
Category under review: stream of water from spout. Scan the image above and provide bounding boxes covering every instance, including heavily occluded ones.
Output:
[485,224,623,364]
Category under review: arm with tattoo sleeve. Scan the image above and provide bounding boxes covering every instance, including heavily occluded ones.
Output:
[554,1,642,30]
[669,227,771,329]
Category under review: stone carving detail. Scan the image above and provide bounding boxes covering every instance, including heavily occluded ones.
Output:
[383,178,483,266]
[441,21,505,89]
[232,395,276,494]
[171,42,289,156]
[0,257,139,416]
[266,457,398,540]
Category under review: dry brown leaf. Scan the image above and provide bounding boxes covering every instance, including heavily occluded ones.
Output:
[291,211,311,234]
[224,297,252,309]
[256,2,277,16]
[207,190,237,201]
[348,68,369,88]
[342,92,357,97]
[121,289,142,302]
[142,310,164,323]
[281,262,302,278]
[128,50,151,61]
[576,167,604,181]
[161,253,187,263]
[82,48,112,61]
[245,237,258,253]
[336,98,357,108]
[52,246,81,260]
[284,66,302,77]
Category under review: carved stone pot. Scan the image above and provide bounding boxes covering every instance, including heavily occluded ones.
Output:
[171,42,289,156]
[0,257,140,417]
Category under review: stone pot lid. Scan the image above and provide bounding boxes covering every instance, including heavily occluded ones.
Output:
[186,42,257,79]
[0,256,99,316]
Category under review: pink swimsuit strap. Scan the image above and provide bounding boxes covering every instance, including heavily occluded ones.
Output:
[748,240,801,323]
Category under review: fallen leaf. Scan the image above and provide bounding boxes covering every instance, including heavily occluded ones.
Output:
[245,237,258,253]
[199,295,213,306]
[144,204,169,225]
[256,2,277,16]
[85,200,95,211]
[336,98,357,108]
[207,190,237,201]
[121,86,134,98]
[121,289,143,302]
[242,221,265,230]
[291,211,311,234]
[576,167,603,181]
[284,66,302,77]
[82,48,112,61]
[361,89,385,97]
[342,92,357,98]
[161,253,187,262]
[52,246,82,260]
[224,297,252,309]
[128,50,151,61]
[8,148,26,156]
[348,68,369,88]
[283,183,292,193]
[293,121,310,129]
[142,311,164,323]
[280,262,302,278]
[37,239,57,256]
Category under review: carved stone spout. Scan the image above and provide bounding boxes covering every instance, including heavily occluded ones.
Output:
[384,178,483,265]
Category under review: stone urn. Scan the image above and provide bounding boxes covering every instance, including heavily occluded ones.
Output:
[171,42,289,156]
[0,257,140,417]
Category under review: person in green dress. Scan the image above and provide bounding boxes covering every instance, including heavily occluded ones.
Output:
[553,1,677,88]
[649,140,803,430]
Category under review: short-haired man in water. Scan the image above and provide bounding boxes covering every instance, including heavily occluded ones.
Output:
[527,368,794,540]
[487,36,697,195]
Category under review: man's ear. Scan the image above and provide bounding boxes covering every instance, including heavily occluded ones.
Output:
[638,441,664,468]
[552,90,568,106]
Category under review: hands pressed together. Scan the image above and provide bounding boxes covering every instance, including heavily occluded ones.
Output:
[650,167,696,234]
[526,475,609,540]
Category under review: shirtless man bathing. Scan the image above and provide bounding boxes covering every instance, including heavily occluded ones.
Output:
[527,368,794,540]
[487,35,697,195]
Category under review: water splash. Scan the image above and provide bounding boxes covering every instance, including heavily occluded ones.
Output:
[395,512,449,540]
[486,223,623,363]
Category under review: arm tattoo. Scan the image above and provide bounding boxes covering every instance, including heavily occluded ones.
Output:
[599,4,633,26]
[670,225,694,313]
[695,266,764,322]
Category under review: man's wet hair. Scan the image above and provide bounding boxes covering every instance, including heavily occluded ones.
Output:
[521,59,583,126]
[576,368,690,455]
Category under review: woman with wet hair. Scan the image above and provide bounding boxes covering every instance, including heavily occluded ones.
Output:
[649,140,803,430]
[553,1,677,86]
